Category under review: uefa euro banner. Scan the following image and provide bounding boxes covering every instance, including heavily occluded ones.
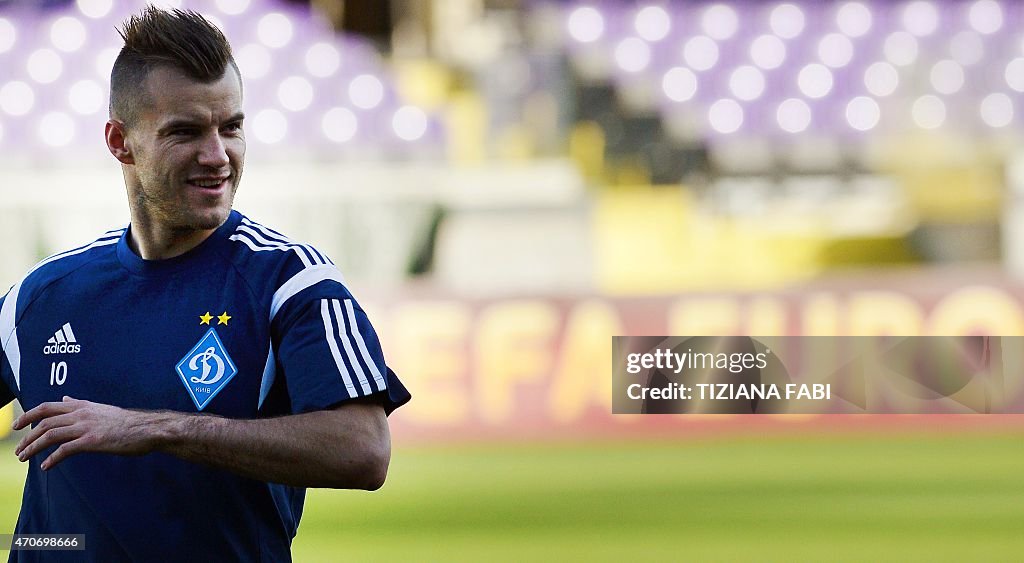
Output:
[364,275,1024,440]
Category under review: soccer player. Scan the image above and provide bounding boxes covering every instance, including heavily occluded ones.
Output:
[0,7,410,561]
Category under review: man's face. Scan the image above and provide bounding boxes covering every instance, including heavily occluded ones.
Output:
[122,65,245,232]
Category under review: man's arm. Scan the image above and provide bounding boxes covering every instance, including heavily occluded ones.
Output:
[12,396,391,489]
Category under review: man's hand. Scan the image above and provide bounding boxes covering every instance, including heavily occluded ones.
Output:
[11,395,390,489]
[13,396,166,470]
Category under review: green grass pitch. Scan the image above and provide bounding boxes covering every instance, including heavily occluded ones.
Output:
[0,433,1022,561]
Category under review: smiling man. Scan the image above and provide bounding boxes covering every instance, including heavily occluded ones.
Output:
[0,7,410,562]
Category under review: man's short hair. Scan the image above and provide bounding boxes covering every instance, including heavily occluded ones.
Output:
[109,6,238,126]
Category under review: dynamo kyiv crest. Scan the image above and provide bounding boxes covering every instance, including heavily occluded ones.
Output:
[176,328,238,411]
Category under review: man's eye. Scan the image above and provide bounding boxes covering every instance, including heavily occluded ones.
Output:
[224,123,243,132]
[171,129,196,136]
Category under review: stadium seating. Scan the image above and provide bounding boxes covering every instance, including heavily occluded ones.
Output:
[0,0,445,162]
[548,1,1022,143]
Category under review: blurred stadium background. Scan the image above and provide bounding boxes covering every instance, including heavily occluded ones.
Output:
[2,0,1024,559]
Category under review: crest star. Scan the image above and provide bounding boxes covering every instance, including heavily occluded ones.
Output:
[217,312,231,325]
[199,312,213,325]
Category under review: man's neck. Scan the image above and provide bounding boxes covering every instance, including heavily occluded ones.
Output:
[128,221,217,261]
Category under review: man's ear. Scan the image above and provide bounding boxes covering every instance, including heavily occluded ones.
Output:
[105,120,134,165]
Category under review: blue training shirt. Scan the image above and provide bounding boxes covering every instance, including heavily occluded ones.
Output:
[0,210,410,562]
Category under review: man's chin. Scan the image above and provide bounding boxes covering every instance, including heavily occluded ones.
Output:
[185,208,232,232]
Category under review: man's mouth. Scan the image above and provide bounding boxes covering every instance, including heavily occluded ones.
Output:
[187,177,230,190]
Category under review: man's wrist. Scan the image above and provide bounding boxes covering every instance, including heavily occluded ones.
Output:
[141,410,192,452]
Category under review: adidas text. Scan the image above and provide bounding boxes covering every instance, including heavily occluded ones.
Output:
[44,343,81,355]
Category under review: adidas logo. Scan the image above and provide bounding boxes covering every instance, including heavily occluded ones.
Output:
[43,322,81,355]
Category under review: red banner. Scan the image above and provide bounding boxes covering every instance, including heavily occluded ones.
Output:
[365,270,1024,440]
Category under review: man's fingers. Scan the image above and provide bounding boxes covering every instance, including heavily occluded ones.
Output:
[15,413,78,457]
[13,400,78,430]
[17,425,81,463]
[40,437,86,471]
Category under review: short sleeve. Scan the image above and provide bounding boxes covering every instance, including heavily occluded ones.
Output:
[273,292,410,415]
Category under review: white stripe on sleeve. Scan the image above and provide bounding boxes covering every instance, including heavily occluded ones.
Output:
[258,342,275,409]
[321,299,358,397]
[331,299,373,395]
[270,264,346,322]
[343,299,386,392]
[0,281,22,390]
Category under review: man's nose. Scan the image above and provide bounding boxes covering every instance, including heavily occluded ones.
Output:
[197,133,230,168]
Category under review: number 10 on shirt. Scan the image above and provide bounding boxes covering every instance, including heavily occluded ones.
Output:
[50,362,67,386]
